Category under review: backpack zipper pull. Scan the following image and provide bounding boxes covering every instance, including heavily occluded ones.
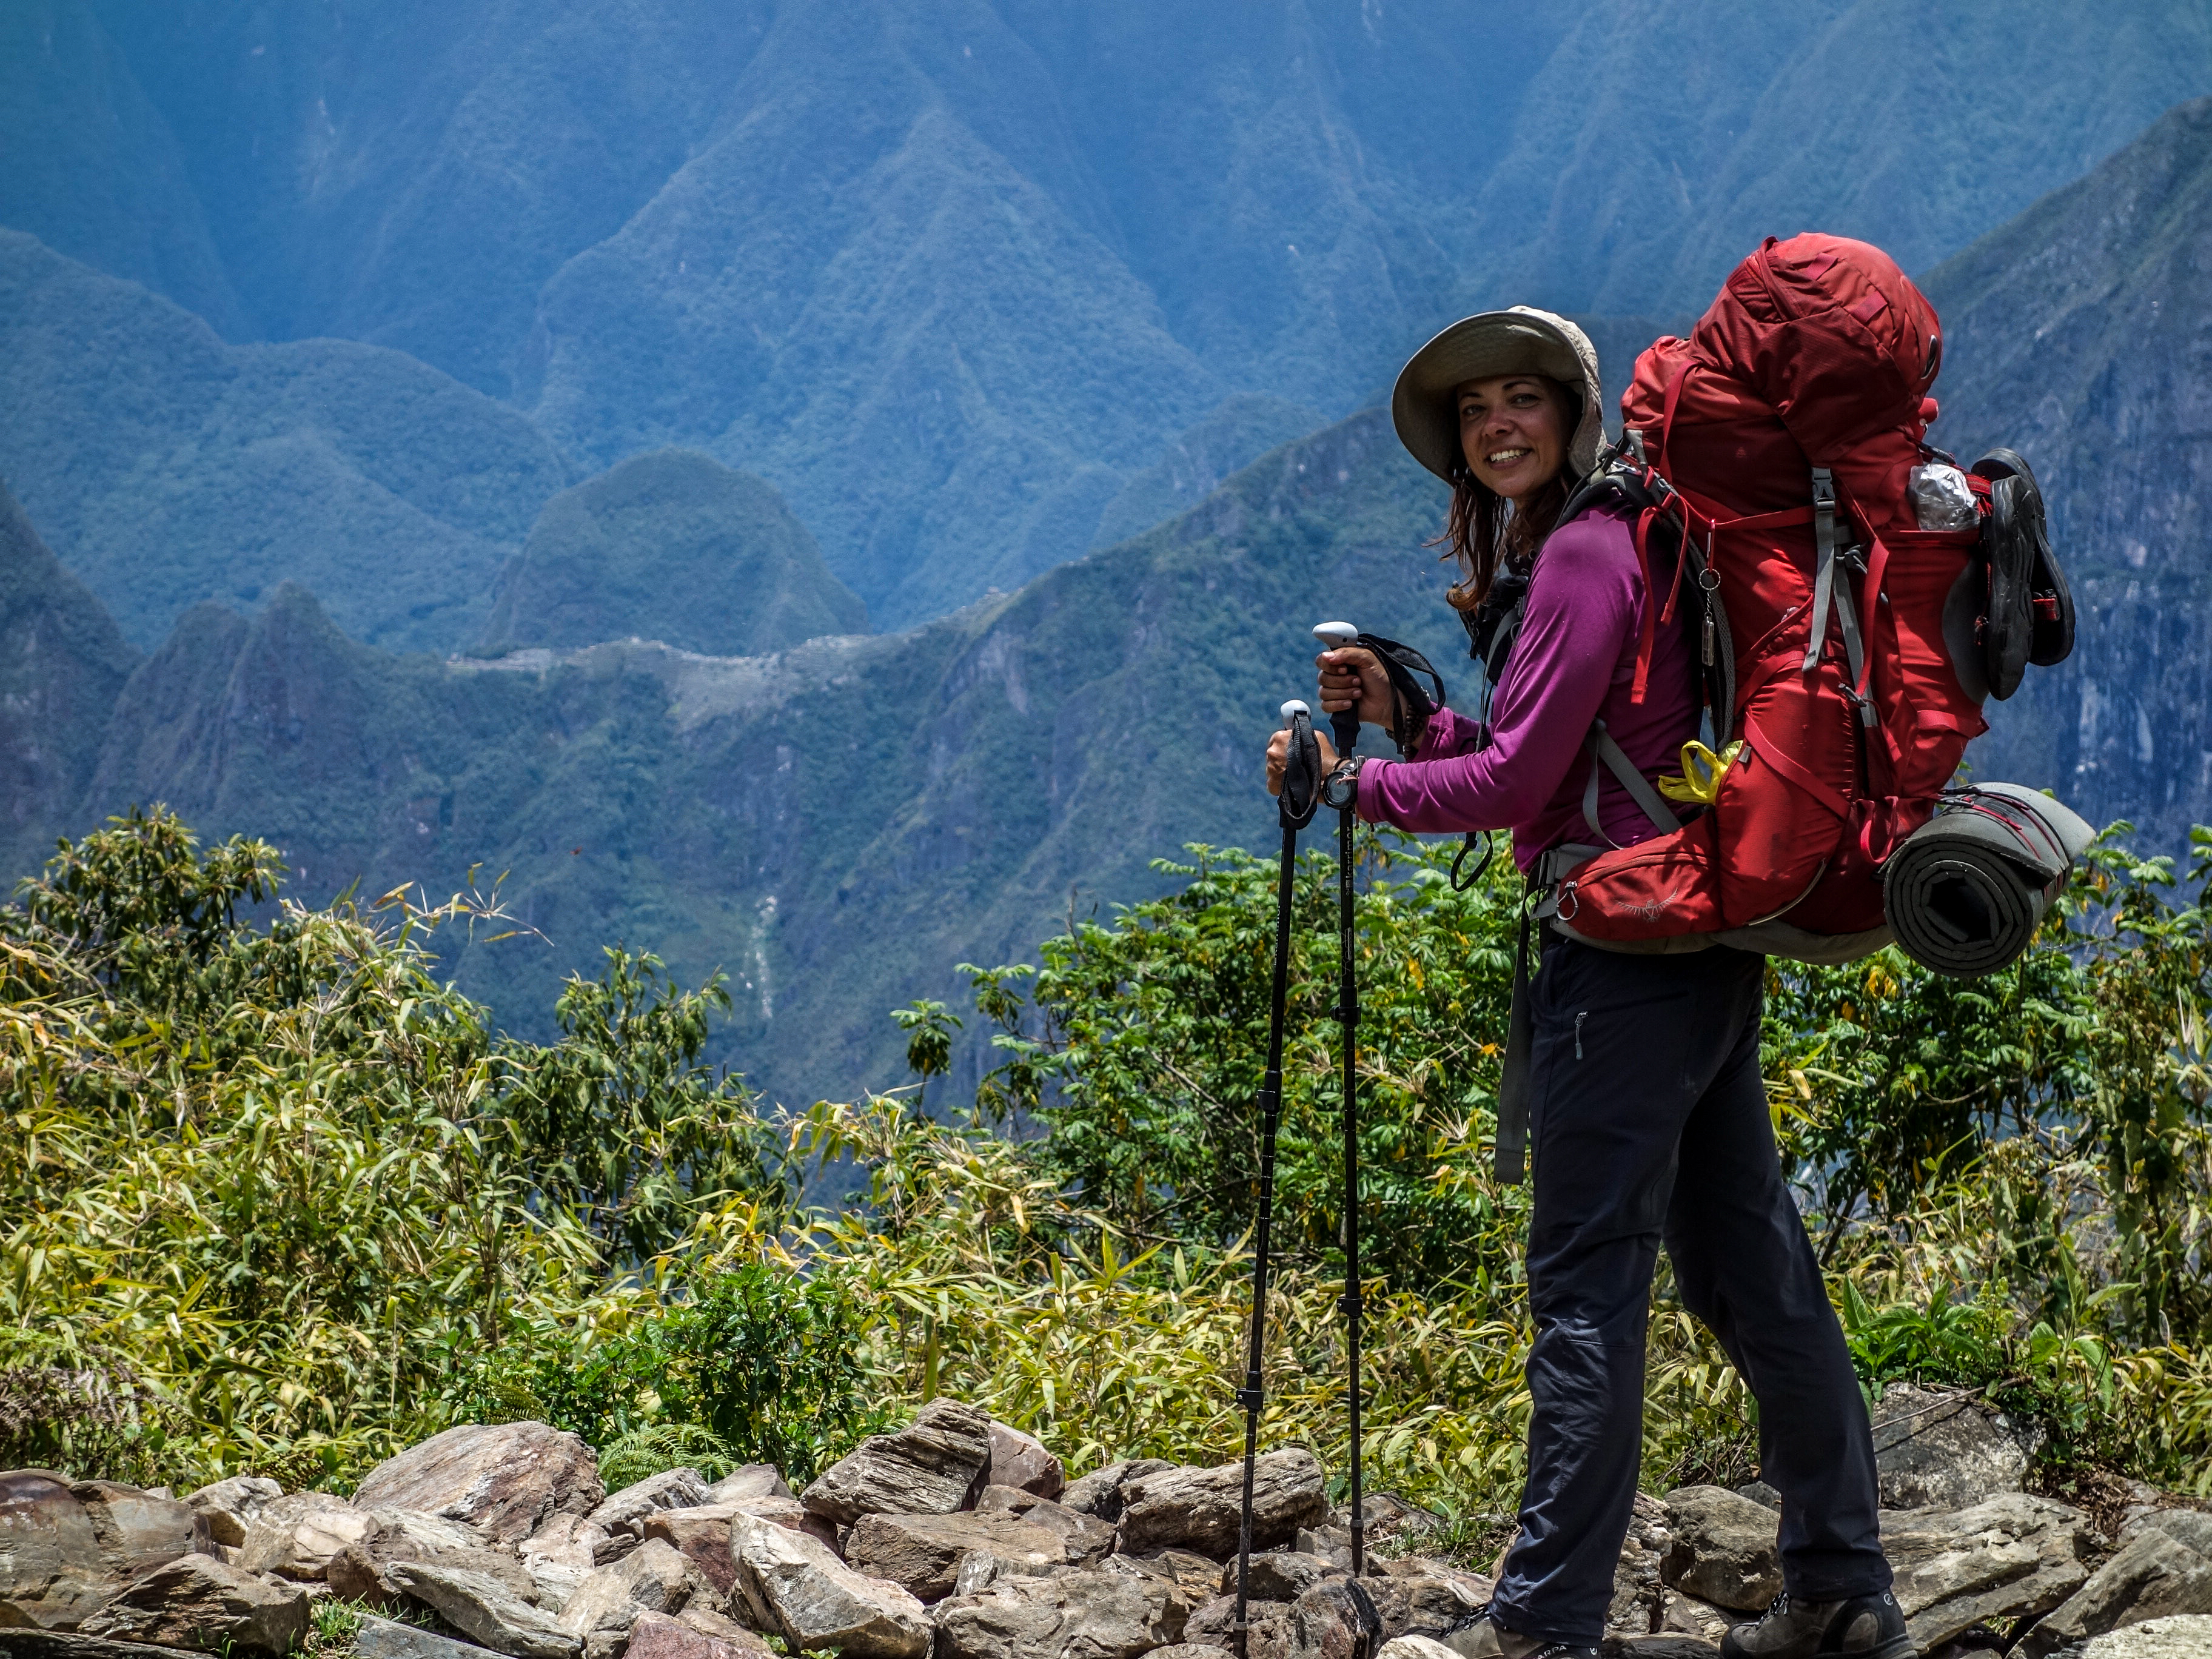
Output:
[1702,606,1716,666]
[1575,1010,1588,1060]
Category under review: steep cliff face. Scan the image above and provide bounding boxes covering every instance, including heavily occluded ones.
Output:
[0,480,137,875]
[477,450,867,658]
[1926,96,2212,850]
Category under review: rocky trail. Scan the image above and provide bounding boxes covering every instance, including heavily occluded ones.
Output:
[5,1389,2210,1659]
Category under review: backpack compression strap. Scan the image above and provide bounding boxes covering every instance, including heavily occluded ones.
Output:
[1581,720,1684,846]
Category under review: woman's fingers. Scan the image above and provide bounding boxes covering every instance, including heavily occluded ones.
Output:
[1265,727,1289,796]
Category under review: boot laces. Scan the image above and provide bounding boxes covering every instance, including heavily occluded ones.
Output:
[1757,1592,1794,1626]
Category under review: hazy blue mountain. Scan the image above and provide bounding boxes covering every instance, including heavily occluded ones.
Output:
[55,412,1460,1103]
[1925,95,2212,853]
[19,2,2205,634]
[477,450,866,657]
[0,478,137,876]
[1,1,249,339]
[0,231,571,654]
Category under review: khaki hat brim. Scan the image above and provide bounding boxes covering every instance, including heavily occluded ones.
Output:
[1390,307,1606,486]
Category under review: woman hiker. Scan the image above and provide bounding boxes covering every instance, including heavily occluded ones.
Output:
[1264,309,1913,1659]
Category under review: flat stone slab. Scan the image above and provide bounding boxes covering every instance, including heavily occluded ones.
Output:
[356,1614,499,1659]
[0,1632,190,1659]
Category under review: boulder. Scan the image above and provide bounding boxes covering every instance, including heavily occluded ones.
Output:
[932,1563,1190,1659]
[236,1495,369,1581]
[625,1608,773,1659]
[847,1512,1074,1603]
[2020,1510,2212,1658]
[1607,1501,1670,1640]
[1377,1640,1459,1659]
[703,1468,791,1505]
[1183,1594,1294,1659]
[1655,1588,1733,1646]
[78,1553,309,1657]
[1381,1566,1491,1640]
[183,1477,283,1549]
[1658,1486,1780,1612]
[387,1560,583,1659]
[642,1505,745,1598]
[520,1514,614,1609]
[1871,1385,2031,1511]
[675,1603,777,1655]
[1136,1552,1225,1604]
[2077,1614,2212,1657]
[1218,1552,1331,1604]
[1285,1575,1388,1659]
[1118,1451,1329,1560]
[1061,1461,1174,1524]
[1883,1491,2097,1653]
[988,1425,1065,1501]
[353,1423,605,1545]
[724,1494,839,1554]
[559,1538,697,1659]
[1296,1528,1353,1573]
[0,1472,212,1630]
[0,1633,189,1659]
[987,1498,1114,1566]
[327,1506,535,1609]
[728,1512,930,1659]
[589,1470,716,1548]
[356,1610,501,1659]
[801,1398,995,1526]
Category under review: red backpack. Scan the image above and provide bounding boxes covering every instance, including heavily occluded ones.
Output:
[1546,233,2074,961]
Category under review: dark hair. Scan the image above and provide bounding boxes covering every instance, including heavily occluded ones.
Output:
[1429,378,1582,612]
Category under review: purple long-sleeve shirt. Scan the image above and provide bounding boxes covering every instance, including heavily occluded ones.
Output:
[1356,504,1700,872]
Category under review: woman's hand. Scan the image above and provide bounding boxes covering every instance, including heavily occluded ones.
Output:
[1265,723,1339,796]
[1318,646,1394,731]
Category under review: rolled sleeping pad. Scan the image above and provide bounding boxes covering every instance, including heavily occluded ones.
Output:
[1882,783,2096,977]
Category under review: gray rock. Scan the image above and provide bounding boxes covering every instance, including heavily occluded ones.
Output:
[723,1494,840,1555]
[1377,1639,1459,1659]
[728,1512,931,1659]
[355,1611,499,1659]
[1295,1528,1353,1572]
[589,1471,715,1547]
[1059,1462,1174,1524]
[674,1603,774,1655]
[519,1515,612,1610]
[0,1472,213,1631]
[988,1424,1065,1501]
[558,1538,697,1659]
[1884,1492,2097,1654]
[2077,1614,2212,1657]
[354,1423,606,1546]
[642,1505,745,1598]
[237,1494,370,1581]
[2020,1510,2212,1658]
[1871,1386,2031,1512]
[1219,1552,1332,1604]
[1659,1487,1781,1613]
[622,1608,771,1659]
[991,1499,1114,1567]
[1285,1575,1389,1659]
[1734,1483,1781,1512]
[78,1553,309,1657]
[1609,1523,1667,1638]
[387,1559,584,1659]
[183,1477,284,1549]
[1148,1646,1238,1659]
[1655,1589,1732,1646]
[932,1563,1191,1659]
[1136,1552,1225,1604]
[1378,1566,1491,1640]
[802,1399,996,1527]
[327,1507,533,1609]
[0,1632,186,1659]
[847,1512,1075,1604]
[1184,1593,1294,1659]
[702,1468,791,1505]
[1118,1451,1329,1561]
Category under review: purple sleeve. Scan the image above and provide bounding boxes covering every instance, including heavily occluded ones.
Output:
[1356,515,1638,833]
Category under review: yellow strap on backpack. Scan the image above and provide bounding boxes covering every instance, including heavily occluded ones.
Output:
[1657,739,1741,805]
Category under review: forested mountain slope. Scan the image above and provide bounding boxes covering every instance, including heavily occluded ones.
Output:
[13,0,2210,627]
[1926,96,2212,851]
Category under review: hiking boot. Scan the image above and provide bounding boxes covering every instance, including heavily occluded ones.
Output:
[1720,1590,1917,1659]
[1439,1607,1598,1659]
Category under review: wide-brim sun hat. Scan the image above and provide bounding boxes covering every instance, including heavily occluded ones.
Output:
[1391,306,1605,486]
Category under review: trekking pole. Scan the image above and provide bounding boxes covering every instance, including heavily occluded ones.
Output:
[1232,700,1321,1659]
[1312,620,1367,1577]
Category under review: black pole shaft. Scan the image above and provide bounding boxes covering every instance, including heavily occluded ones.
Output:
[1331,709,1365,1577]
[1232,816,1300,1655]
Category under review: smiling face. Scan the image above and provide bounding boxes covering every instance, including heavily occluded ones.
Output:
[1456,373,1570,505]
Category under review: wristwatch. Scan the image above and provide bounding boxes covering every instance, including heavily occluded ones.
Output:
[1321,756,1364,810]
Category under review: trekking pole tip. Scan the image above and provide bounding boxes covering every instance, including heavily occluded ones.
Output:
[1313,621,1358,649]
[1281,699,1309,723]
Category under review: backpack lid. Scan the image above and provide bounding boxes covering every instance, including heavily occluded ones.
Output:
[1392,306,1606,484]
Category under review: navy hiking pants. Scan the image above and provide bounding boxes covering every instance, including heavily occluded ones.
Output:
[1488,937,1890,1646]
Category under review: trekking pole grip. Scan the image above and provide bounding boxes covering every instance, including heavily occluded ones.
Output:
[1312,621,1361,757]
